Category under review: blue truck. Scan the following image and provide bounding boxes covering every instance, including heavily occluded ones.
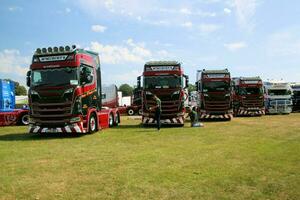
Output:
[0,79,29,126]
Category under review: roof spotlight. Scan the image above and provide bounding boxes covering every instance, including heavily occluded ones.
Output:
[47,47,53,53]
[53,46,58,53]
[59,46,64,52]
[36,48,42,54]
[42,48,47,54]
[65,45,71,52]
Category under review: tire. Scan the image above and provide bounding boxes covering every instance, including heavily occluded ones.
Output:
[18,113,29,125]
[138,108,143,115]
[127,109,134,116]
[109,113,114,127]
[88,113,97,133]
[114,113,120,126]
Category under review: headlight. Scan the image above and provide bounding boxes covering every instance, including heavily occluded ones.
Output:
[172,91,180,95]
[225,93,231,97]
[203,93,209,97]
[30,90,38,95]
[64,88,74,94]
[145,91,152,95]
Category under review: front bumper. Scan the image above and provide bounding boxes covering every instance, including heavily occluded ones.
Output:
[267,106,292,114]
[237,107,265,116]
[29,122,85,134]
[142,116,184,125]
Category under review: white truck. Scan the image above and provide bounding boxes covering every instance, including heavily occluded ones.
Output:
[264,81,293,114]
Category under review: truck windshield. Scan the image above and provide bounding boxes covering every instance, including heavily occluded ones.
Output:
[144,75,181,89]
[268,89,291,96]
[203,81,229,92]
[239,87,263,95]
[31,67,78,87]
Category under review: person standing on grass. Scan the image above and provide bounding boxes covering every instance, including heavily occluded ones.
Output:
[153,95,162,131]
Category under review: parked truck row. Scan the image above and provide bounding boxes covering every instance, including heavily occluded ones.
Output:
[1,45,299,131]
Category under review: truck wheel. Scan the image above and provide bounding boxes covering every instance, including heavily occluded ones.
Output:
[109,113,114,127]
[138,108,143,115]
[127,109,134,116]
[114,113,120,126]
[19,114,29,125]
[89,114,97,133]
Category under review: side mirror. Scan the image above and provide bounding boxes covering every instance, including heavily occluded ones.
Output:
[137,76,141,88]
[26,71,31,87]
[184,75,189,89]
[101,93,106,99]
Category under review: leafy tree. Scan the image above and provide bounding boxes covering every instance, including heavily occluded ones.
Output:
[187,83,196,94]
[119,84,133,96]
[3,79,27,95]
[15,85,27,95]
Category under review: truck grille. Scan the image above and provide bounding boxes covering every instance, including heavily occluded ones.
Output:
[31,101,72,126]
[144,98,181,118]
[242,98,264,108]
[204,101,231,113]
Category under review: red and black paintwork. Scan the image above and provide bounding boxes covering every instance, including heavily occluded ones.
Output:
[28,48,119,134]
[141,61,188,126]
[232,78,265,116]
[196,69,233,120]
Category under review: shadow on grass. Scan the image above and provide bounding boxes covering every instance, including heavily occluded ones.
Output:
[0,132,85,141]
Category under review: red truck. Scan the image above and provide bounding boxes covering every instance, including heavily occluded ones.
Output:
[196,69,233,120]
[26,45,120,134]
[140,61,189,126]
[232,77,265,116]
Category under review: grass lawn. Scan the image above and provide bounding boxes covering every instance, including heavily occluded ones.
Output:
[0,114,299,199]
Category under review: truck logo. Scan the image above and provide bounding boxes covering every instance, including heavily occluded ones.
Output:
[39,55,68,62]
[150,66,174,71]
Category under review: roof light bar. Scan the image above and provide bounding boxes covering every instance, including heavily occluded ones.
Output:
[34,45,77,55]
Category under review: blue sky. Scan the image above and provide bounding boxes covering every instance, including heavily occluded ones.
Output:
[1,0,300,86]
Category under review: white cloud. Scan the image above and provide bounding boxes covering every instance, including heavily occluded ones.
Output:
[0,49,30,77]
[224,42,247,51]
[65,8,71,13]
[89,39,152,64]
[267,29,300,57]
[181,22,193,28]
[224,8,232,14]
[78,0,156,17]
[199,24,221,33]
[109,70,141,83]
[91,25,107,33]
[231,0,258,31]
[179,8,192,15]
[8,6,23,12]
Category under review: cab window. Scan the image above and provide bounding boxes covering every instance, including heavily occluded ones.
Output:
[80,65,94,85]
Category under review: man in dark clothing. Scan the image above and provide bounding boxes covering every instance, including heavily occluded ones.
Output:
[153,95,162,130]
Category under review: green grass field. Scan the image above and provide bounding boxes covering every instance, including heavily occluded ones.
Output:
[0,114,299,200]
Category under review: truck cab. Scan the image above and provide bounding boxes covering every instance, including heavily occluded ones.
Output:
[291,83,300,112]
[264,81,293,114]
[232,77,265,116]
[196,69,233,120]
[141,61,189,126]
[27,45,119,134]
